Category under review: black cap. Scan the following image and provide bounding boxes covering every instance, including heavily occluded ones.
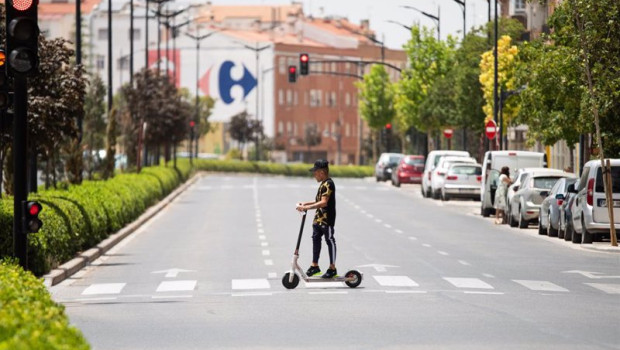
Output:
[309,159,329,172]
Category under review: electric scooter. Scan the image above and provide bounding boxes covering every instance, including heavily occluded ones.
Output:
[282,210,363,289]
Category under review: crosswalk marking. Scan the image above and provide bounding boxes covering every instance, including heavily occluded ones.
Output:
[232,279,271,290]
[513,280,568,292]
[585,283,620,294]
[82,283,126,295]
[444,278,494,290]
[373,276,419,287]
[156,280,197,292]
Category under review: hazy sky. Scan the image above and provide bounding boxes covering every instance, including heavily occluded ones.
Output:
[212,0,495,48]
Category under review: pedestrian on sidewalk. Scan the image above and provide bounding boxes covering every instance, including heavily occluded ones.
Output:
[296,159,338,279]
[495,166,512,224]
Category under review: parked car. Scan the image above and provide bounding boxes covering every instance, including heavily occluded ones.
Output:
[391,155,425,187]
[568,159,620,244]
[506,168,538,220]
[422,150,470,198]
[430,157,477,199]
[538,177,577,236]
[508,168,573,229]
[559,190,579,241]
[481,151,547,217]
[375,153,404,182]
[440,163,482,201]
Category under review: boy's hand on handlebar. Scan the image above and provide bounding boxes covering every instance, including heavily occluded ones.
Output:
[295,203,307,212]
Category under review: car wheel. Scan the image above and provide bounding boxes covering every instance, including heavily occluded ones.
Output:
[581,218,594,244]
[441,189,449,201]
[538,211,546,235]
[432,189,440,200]
[518,207,529,229]
[508,207,517,227]
[571,222,582,244]
[564,221,573,241]
[376,176,381,182]
[395,180,401,188]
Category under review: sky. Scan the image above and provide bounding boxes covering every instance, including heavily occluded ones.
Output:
[211,0,496,49]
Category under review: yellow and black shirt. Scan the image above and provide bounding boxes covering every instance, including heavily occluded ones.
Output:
[313,178,336,226]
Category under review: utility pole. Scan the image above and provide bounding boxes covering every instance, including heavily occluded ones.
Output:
[493,0,499,150]
[108,0,112,113]
[130,0,134,85]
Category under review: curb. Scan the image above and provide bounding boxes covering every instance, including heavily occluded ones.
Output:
[580,244,620,253]
[43,172,203,287]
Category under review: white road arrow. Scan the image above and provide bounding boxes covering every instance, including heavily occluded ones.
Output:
[357,264,399,272]
[152,268,196,278]
[563,270,620,279]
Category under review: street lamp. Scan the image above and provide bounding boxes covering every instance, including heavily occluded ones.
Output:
[151,4,194,79]
[386,20,412,32]
[449,0,467,151]
[401,5,440,41]
[493,0,499,150]
[186,28,222,160]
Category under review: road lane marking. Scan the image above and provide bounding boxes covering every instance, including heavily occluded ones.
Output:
[264,259,274,266]
[232,279,271,290]
[262,250,270,256]
[82,283,126,295]
[444,278,494,289]
[395,229,403,234]
[304,282,344,288]
[257,229,265,234]
[384,224,392,229]
[152,295,193,299]
[74,297,118,302]
[437,251,449,256]
[422,244,432,248]
[367,214,374,218]
[261,242,268,247]
[458,260,471,266]
[513,280,569,292]
[585,283,620,294]
[268,273,277,279]
[483,274,495,278]
[259,235,266,240]
[464,291,504,295]
[408,236,417,241]
[373,276,419,287]
[156,280,197,292]
[375,218,383,223]
[385,290,427,294]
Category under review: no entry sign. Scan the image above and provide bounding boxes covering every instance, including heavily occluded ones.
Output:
[485,120,497,140]
[443,129,454,139]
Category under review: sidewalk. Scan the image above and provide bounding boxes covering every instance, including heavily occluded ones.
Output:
[581,242,620,253]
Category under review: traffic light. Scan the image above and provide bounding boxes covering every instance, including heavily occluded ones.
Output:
[22,201,42,233]
[6,0,40,75]
[299,53,309,75]
[0,51,9,110]
[288,65,297,83]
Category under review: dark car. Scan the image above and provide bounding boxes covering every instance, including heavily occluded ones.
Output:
[375,153,404,182]
[559,189,579,242]
[391,155,425,187]
[539,177,577,237]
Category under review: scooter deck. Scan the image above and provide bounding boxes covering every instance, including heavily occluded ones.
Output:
[304,276,352,283]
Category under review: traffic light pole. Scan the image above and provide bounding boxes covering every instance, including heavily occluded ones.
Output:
[13,74,28,269]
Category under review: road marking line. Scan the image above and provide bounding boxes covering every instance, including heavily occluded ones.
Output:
[268,273,277,279]
[264,259,274,266]
[437,251,449,256]
[367,214,374,218]
[385,290,427,294]
[152,295,193,299]
[483,274,495,278]
[513,280,569,292]
[422,244,432,248]
[384,224,392,229]
[308,291,348,295]
[232,279,271,290]
[257,229,265,234]
[74,297,118,302]
[82,283,126,295]
[261,242,268,247]
[585,283,620,294]
[373,276,419,287]
[375,219,382,223]
[408,236,417,241]
[156,280,197,292]
[464,291,504,295]
[395,229,404,234]
[232,292,273,297]
[262,250,270,256]
[257,223,263,228]
[458,260,471,266]
[444,278,494,290]
[360,210,367,214]
[259,235,266,240]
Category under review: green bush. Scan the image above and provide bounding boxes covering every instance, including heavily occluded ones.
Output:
[193,159,373,178]
[0,260,90,350]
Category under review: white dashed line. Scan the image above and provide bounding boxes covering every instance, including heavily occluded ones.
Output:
[464,291,504,295]
[483,273,495,278]
[262,250,270,256]
[437,251,449,256]
[259,235,266,240]
[308,291,348,295]
[261,242,268,247]
[458,260,471,266]
[384,224,392,229]
[264,259,274,266]
[375,219,383,223]
[385,290,427,294]
[268,272,277,279]
[395,229,404,234]
[156,280,197,292]
[408,236,418,241]
[422,244,432,248]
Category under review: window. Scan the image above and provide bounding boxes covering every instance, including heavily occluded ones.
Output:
[331,62,336,72]
[287,122,292,135]
[345,93,351,107]
[310,90,322,107]
[515,0,526,10]
[279,57,286,74]
[294,91,298,106]
[293,123,298,136]
[96,55,105,70]
[345,123,350,137]
[98,28,108,40]
[129,28,141,40]
[278,121,284,135]
[278,90,284,106]
[286,90,293,105]
[117,56,129,70]
[330,92,337,107]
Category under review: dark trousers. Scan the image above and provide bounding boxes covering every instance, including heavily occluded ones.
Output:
[312,224,336,266]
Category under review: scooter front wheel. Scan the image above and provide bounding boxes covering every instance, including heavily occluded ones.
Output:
[282,272,300,289]
[345,270,362,288]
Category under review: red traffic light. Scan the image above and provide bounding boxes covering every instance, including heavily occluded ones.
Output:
[11,0,34,11]
[27,202,41,216]
[385,123,392,129]
[289,66,297,74]
[190,121,195,128]
[300,54,309,62]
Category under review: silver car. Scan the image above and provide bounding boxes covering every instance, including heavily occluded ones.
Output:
[441,163,482,201]
[508,168,574,229]
[538,177,577,236]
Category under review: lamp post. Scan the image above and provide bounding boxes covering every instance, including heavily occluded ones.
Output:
[107,0,112,114]
[493,0,499,150]
[401,5,440,40]
[386,20,412,31]
[186,28,222,160]
[151,5,194,80]
[451,0,467,151]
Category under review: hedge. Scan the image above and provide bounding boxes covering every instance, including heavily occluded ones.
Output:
[192,159,374,178]
[0,260,90,350]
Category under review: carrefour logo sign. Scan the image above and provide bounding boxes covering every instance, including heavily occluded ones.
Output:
[202,60,257,105]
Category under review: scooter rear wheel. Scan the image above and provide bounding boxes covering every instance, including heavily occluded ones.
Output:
[345,270,362,288]
[282,272,300,289]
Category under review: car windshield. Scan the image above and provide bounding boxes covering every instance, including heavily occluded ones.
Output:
[389,156,403,165]
[595,167,620,193]
[532,177,562,189]
[450,166,481,176]
[405,157,424,165]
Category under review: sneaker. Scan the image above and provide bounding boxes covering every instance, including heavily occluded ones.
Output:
[306,266,321,277]
[321,268,338,279]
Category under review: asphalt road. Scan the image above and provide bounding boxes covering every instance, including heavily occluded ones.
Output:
[50,174,620,350]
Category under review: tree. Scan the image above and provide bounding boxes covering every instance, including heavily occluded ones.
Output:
[356,64,396,160]
[228,111,262,160]
[83,75,107,179]
[303,123,322,158]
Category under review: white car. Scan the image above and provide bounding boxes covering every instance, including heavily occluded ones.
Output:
[441,163,482,201]
[430,156,477,200]
[568,159,620,244]
[506,168,542,222]
[421,150,470,198]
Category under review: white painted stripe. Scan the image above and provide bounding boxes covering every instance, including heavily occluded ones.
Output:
[375,218,383,223]
[395,229,404,234]
[74,297,118,302]
[464,291,504,295]
[264,259,274,266]
[268,272,277,279]
[458,260,471,266]
[262,250,270,256]
[257,223,263,228]
[308,291,348,295]
[437,251,449,256]
[152,295,193,299]
[232,279,271,290]
[422,244,432,248]
[483,273,495,278]
[444,278,494,290]
[385,290,427,294]
[258,235,266,240]
[257,228,265,234]
[304,282,344,288]
[232,292,273,297]
[384,224,392,229]
[513,280,568,292]
[408,236,417,241]
[156,280,197,292]
[261,242,268,247]
[373,276,419,287]
[82,283,126,295]
[360,210,367,214]
[367,214,374,218]
[585,283,620,294]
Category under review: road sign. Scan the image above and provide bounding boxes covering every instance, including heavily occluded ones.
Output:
[443,129,454,139]
[485,120,497,140]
